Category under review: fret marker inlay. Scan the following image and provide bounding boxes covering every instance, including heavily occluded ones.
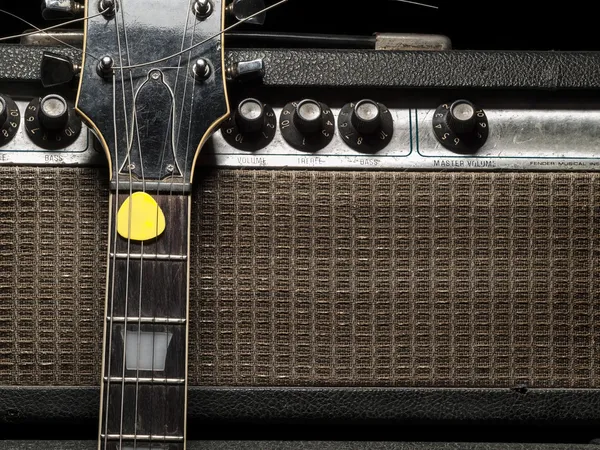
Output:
[117,192,166,241]
[123,330,173,371]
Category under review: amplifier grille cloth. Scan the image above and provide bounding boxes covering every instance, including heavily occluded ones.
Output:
[0,167,598,388]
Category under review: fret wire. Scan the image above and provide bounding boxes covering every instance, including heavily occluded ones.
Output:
[101,434,184,441]
[110,252,188,260]
[108,316,186,324]
[104,377,185,384]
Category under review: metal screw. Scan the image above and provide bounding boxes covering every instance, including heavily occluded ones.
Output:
[128,163,135,170]
[166,164,175,173]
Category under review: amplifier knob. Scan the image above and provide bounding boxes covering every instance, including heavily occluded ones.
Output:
[0,94,21,147]
[221,98,276,151]
[24,94,82,150]
[432,100,489,153]
[338,99,394,152]
[280,99,335,151]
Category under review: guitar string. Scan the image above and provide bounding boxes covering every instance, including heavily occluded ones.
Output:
[156,2,198,446]
[112,6,135,449]
[114,0,288,70]
[114,0,148,448]
[170,7,201,447]
[104,71,120,450]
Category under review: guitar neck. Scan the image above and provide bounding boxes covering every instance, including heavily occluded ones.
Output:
[99,190,191,450]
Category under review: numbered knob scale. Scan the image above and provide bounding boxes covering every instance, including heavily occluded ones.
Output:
[24,94,82,150]
[432,100,489,153]
[280,99,335,151]
[0,94,21,147]
[338,100,393,152]
[221,98,276,151]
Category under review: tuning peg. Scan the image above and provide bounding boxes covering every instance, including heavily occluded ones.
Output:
[41,0,84,20]
[40,52,80,88]
[226,58,265,82]
[227,0,267,25]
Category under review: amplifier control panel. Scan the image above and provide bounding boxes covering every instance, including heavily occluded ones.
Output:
[1,92,599,171]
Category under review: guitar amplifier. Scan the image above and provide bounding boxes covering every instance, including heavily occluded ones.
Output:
[2,44,600,448]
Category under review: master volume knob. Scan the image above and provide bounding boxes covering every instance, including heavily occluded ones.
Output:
[432,100,489,153]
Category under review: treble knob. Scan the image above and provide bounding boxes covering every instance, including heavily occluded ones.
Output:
[0,94,21,147]
[280,99,335,151]
[338,99,394,152]
[221,98,276,151]
[25,94,82,150]
[432,100,489,153]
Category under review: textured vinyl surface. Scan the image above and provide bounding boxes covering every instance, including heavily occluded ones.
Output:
[0,168,599,388]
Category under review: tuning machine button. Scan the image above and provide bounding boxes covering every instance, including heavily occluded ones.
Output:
[432,100,489,153]
[25,94,82,149]
[227,0,267,25]
[338,100,393,152]
[280,99,335,151]
[0,94,21,147]
[221,98,276,151]
[41,0,84,20]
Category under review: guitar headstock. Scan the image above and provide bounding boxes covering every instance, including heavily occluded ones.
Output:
[76,0,229,185]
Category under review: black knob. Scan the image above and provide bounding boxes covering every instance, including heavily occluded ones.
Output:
[293,99,323,134]
[432,100,489,153]
[280,100,335,152]
[0,97,7,125]
[39,95,69,130]
[221,98,276,151]
[0,94,21,147]
[351,99,382,135]
[24,95,82,150]
[338,100,393,153]
[446,100,477,134]
[235,98,265,134]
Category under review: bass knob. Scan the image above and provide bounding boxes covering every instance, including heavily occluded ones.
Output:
[338,99,394,152]
[25,94,82,150]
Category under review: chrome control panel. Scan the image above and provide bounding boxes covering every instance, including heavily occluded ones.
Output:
[1,94,599,171]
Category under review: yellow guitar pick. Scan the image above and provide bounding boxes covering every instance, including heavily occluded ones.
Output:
[117,192,165,241]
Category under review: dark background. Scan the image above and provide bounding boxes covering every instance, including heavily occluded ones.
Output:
[1,0,597,50]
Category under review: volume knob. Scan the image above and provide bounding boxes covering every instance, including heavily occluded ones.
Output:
[235,98,265,134]
[220,98,276,151]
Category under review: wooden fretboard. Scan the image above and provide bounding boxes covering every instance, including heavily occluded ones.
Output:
[98,191,191,450]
